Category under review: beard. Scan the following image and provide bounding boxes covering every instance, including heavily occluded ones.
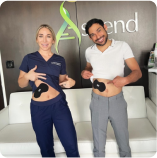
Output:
[95,34,108,46]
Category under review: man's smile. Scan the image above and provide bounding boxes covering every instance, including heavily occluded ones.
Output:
[96,35,105,43]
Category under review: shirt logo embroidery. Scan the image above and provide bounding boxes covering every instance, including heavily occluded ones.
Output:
[51,62,61,66]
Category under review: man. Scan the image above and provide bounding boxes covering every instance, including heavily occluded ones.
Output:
[81,18,142,157]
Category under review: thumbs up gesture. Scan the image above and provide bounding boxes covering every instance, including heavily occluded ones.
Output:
[25,65,46,81]
[59,75,76,88]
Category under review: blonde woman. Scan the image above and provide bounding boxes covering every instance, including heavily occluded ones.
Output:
[18,24,80,157]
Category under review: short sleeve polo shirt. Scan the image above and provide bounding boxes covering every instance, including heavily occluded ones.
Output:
[19,51,67,97]
[85,39,134,82]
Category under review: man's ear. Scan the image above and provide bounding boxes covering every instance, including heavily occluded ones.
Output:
[89,35,92,40]
[104,24,108,31]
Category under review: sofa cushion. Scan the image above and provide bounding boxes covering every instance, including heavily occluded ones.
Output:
[64,88,92,123]
[0,123,64,155]
[62,86,146,122]
[123,86,146,118]
[75,118,157,154]
[1,118,156,155]
[9,92,32,124]
[8,86,146,124]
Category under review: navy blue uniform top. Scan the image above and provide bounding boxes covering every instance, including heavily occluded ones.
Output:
[19,51,67,98]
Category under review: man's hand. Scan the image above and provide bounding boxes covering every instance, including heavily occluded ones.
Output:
[81,70,93,79]
[59,75,75,88]
[107,76,128,88]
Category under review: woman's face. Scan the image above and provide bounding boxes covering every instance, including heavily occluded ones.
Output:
[36,27,55,52]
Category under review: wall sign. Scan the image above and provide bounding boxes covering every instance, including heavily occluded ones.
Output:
[56,1,81,53]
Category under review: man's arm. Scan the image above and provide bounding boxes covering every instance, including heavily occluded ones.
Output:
[84,62,93,72]
[107,58,142,88]
[81,62,93,79]
[125,57,142,84]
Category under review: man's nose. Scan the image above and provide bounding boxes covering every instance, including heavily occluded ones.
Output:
[96,33,101,40]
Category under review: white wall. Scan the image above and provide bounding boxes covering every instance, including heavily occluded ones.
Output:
[0,51,7,108]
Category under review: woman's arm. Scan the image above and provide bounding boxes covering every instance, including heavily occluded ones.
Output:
[59,75,75,88]
[59,74,67,84]
[18,65,46,88]
[18,71,29,88]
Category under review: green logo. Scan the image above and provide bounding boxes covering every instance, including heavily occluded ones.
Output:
[56,1,81,54]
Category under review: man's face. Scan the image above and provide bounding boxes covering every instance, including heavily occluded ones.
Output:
[88,23,108,46]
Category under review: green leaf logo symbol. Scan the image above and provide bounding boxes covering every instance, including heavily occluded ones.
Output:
[56,1,81,54]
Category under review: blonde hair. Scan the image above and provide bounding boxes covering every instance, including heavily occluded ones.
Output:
[36,24,56,42]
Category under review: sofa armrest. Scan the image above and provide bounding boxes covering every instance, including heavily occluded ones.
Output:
[145,98,157,131]
[0,107,9,131]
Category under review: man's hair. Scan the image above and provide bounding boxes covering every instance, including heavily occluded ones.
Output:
[85,18,104,35]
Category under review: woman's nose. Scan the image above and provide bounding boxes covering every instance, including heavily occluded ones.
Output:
[43,37,47,42]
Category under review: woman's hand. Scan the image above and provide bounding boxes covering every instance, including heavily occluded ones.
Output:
[25,65,46,81]
[59,75,75,88]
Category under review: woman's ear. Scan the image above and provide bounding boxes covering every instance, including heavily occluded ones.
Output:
[52,40,55,44]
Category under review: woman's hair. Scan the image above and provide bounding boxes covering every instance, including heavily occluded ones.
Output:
[85,18,104,35]
[36,24,56,42]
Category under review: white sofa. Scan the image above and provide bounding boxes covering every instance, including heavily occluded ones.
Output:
[0,86,156,157]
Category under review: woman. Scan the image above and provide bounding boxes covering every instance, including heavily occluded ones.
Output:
[18,24,80,157]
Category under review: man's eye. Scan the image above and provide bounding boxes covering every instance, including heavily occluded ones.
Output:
[98,29,101,32]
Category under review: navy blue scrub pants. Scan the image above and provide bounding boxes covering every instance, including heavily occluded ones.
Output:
[30,94,80,157]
